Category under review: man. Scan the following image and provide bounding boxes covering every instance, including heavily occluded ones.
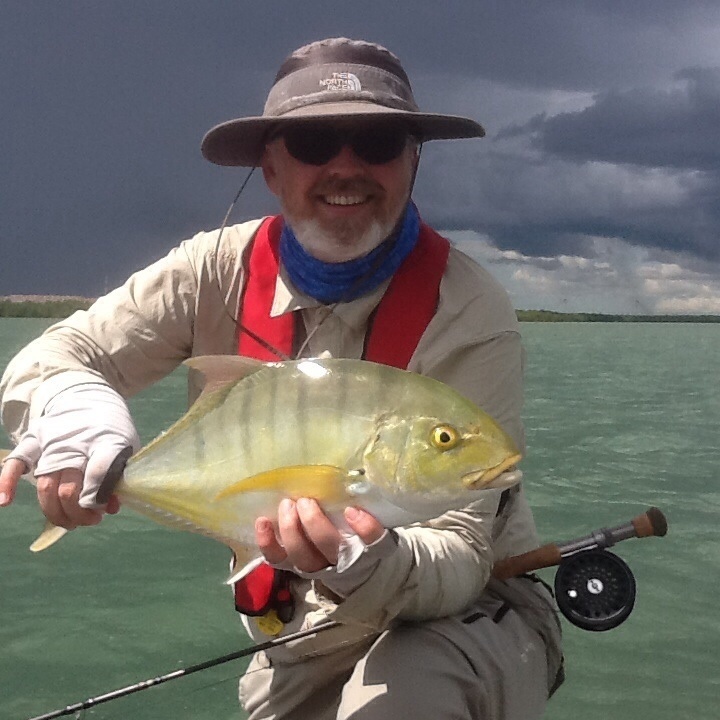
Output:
[0,38,562,719]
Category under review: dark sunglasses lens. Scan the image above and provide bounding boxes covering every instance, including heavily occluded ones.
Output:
[283,126,341,165]
[282,124,409,165]
[351,126,408,164]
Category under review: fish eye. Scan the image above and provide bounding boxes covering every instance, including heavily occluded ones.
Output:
[430,425,460,451]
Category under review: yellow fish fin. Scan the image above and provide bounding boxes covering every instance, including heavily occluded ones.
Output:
[30,521,69,552]
[225,546,262,585]
[184,355,265,398]
[215,465,351,504]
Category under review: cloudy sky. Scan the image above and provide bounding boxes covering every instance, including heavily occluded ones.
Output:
[3,1,720,313]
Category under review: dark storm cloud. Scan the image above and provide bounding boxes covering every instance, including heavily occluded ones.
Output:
[1,1,719,295]
[416,136,720,263]
[500,68,720,170]
[484,68,720,261]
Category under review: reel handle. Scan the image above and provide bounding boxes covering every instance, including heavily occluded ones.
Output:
[492,507,667,581]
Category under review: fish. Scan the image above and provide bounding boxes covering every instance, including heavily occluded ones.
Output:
[23,356,523,565]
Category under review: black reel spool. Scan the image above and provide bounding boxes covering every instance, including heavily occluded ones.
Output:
[554,549,637,631]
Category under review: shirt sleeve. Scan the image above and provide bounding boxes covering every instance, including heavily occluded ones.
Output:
[1,221,264,443]
[1,236,200,442]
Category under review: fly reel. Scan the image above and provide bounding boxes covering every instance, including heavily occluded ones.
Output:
[554,549,637,631]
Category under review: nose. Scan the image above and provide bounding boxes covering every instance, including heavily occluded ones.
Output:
[324,143,365,174]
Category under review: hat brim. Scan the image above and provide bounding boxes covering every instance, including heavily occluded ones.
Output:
[201,102,485,167]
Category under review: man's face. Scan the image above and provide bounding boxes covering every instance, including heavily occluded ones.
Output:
[261,121,419,262]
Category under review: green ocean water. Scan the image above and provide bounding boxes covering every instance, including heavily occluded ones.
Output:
[1,318,717,719]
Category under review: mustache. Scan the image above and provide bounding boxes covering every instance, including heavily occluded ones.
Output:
[312,177,385,196]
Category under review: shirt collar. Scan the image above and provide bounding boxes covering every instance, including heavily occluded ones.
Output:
[271,266,390,332]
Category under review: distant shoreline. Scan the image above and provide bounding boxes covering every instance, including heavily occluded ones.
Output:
[1,296,718,322]
[0,296,94,318]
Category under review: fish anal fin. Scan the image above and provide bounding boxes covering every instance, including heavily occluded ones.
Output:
[30,522,69,552]
[184,355,265,398]
[225,546,263,585]
[215,465,350,505]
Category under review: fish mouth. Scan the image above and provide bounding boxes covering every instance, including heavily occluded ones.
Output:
[462,454,523,489]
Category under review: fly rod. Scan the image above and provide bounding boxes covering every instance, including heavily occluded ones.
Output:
[26,506,667,720]
[491,506,667,580]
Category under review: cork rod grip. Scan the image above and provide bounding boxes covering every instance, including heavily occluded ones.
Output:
[631,506,668,538]
[491,507,667,580]
[492,544,563,581]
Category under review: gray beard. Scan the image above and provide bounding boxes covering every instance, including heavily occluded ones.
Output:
[288,217,393,263]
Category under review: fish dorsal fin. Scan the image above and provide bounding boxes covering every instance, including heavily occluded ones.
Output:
[215,465,351,505]
[184,355,266,398]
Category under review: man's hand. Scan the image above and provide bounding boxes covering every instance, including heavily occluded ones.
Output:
[255,498,385,573]
[0,383,139,528]
[0,460,120,528]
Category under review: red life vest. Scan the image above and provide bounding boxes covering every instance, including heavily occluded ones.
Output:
[234,214,450,617]
[237,215,450,368]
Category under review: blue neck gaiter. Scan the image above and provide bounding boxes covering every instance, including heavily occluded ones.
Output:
[279,203,420,304]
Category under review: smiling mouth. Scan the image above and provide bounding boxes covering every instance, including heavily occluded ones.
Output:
[461,454,523,489]
[322,194,370,206]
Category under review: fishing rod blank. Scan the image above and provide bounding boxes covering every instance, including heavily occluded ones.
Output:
[26,620,340,720]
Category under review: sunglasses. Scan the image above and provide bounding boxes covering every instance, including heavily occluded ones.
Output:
[277,122,414,166]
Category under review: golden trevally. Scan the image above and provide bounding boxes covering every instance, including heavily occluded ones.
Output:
[28,356,522,561]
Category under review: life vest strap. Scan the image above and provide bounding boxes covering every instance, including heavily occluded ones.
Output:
[234,214,450,618]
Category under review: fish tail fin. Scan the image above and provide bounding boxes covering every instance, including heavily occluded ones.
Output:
[30,521,69,552]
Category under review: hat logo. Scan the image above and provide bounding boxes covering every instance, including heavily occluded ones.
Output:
[319,72,362,93]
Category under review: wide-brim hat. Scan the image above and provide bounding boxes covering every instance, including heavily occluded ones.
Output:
[201,38,485,167]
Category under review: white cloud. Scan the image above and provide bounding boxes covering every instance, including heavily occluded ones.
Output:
[446,230,720,314]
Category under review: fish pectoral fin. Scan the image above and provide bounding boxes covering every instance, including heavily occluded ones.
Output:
[30,521,69,552]
[215,465,351,504]
[184,355,265,397]
[225,551,265,586]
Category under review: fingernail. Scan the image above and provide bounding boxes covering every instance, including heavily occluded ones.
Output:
[0,492,8,506]
[255,518,271,534]
[279,498,295,514]
[345,506,361,521]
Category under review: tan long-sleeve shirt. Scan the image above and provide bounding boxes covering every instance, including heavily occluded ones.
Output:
[1,217,544,657]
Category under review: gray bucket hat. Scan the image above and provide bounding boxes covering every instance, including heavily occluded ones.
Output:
[201,37,485,167]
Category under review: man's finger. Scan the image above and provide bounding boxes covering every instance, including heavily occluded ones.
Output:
[295,498,342,565]
[0,458,26,506]
[37,469,100,529]
[56,469,103,527]
[277,499,332,572]
[344,506,386,545]
[255,516,287,565]
[36,473,73,528]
